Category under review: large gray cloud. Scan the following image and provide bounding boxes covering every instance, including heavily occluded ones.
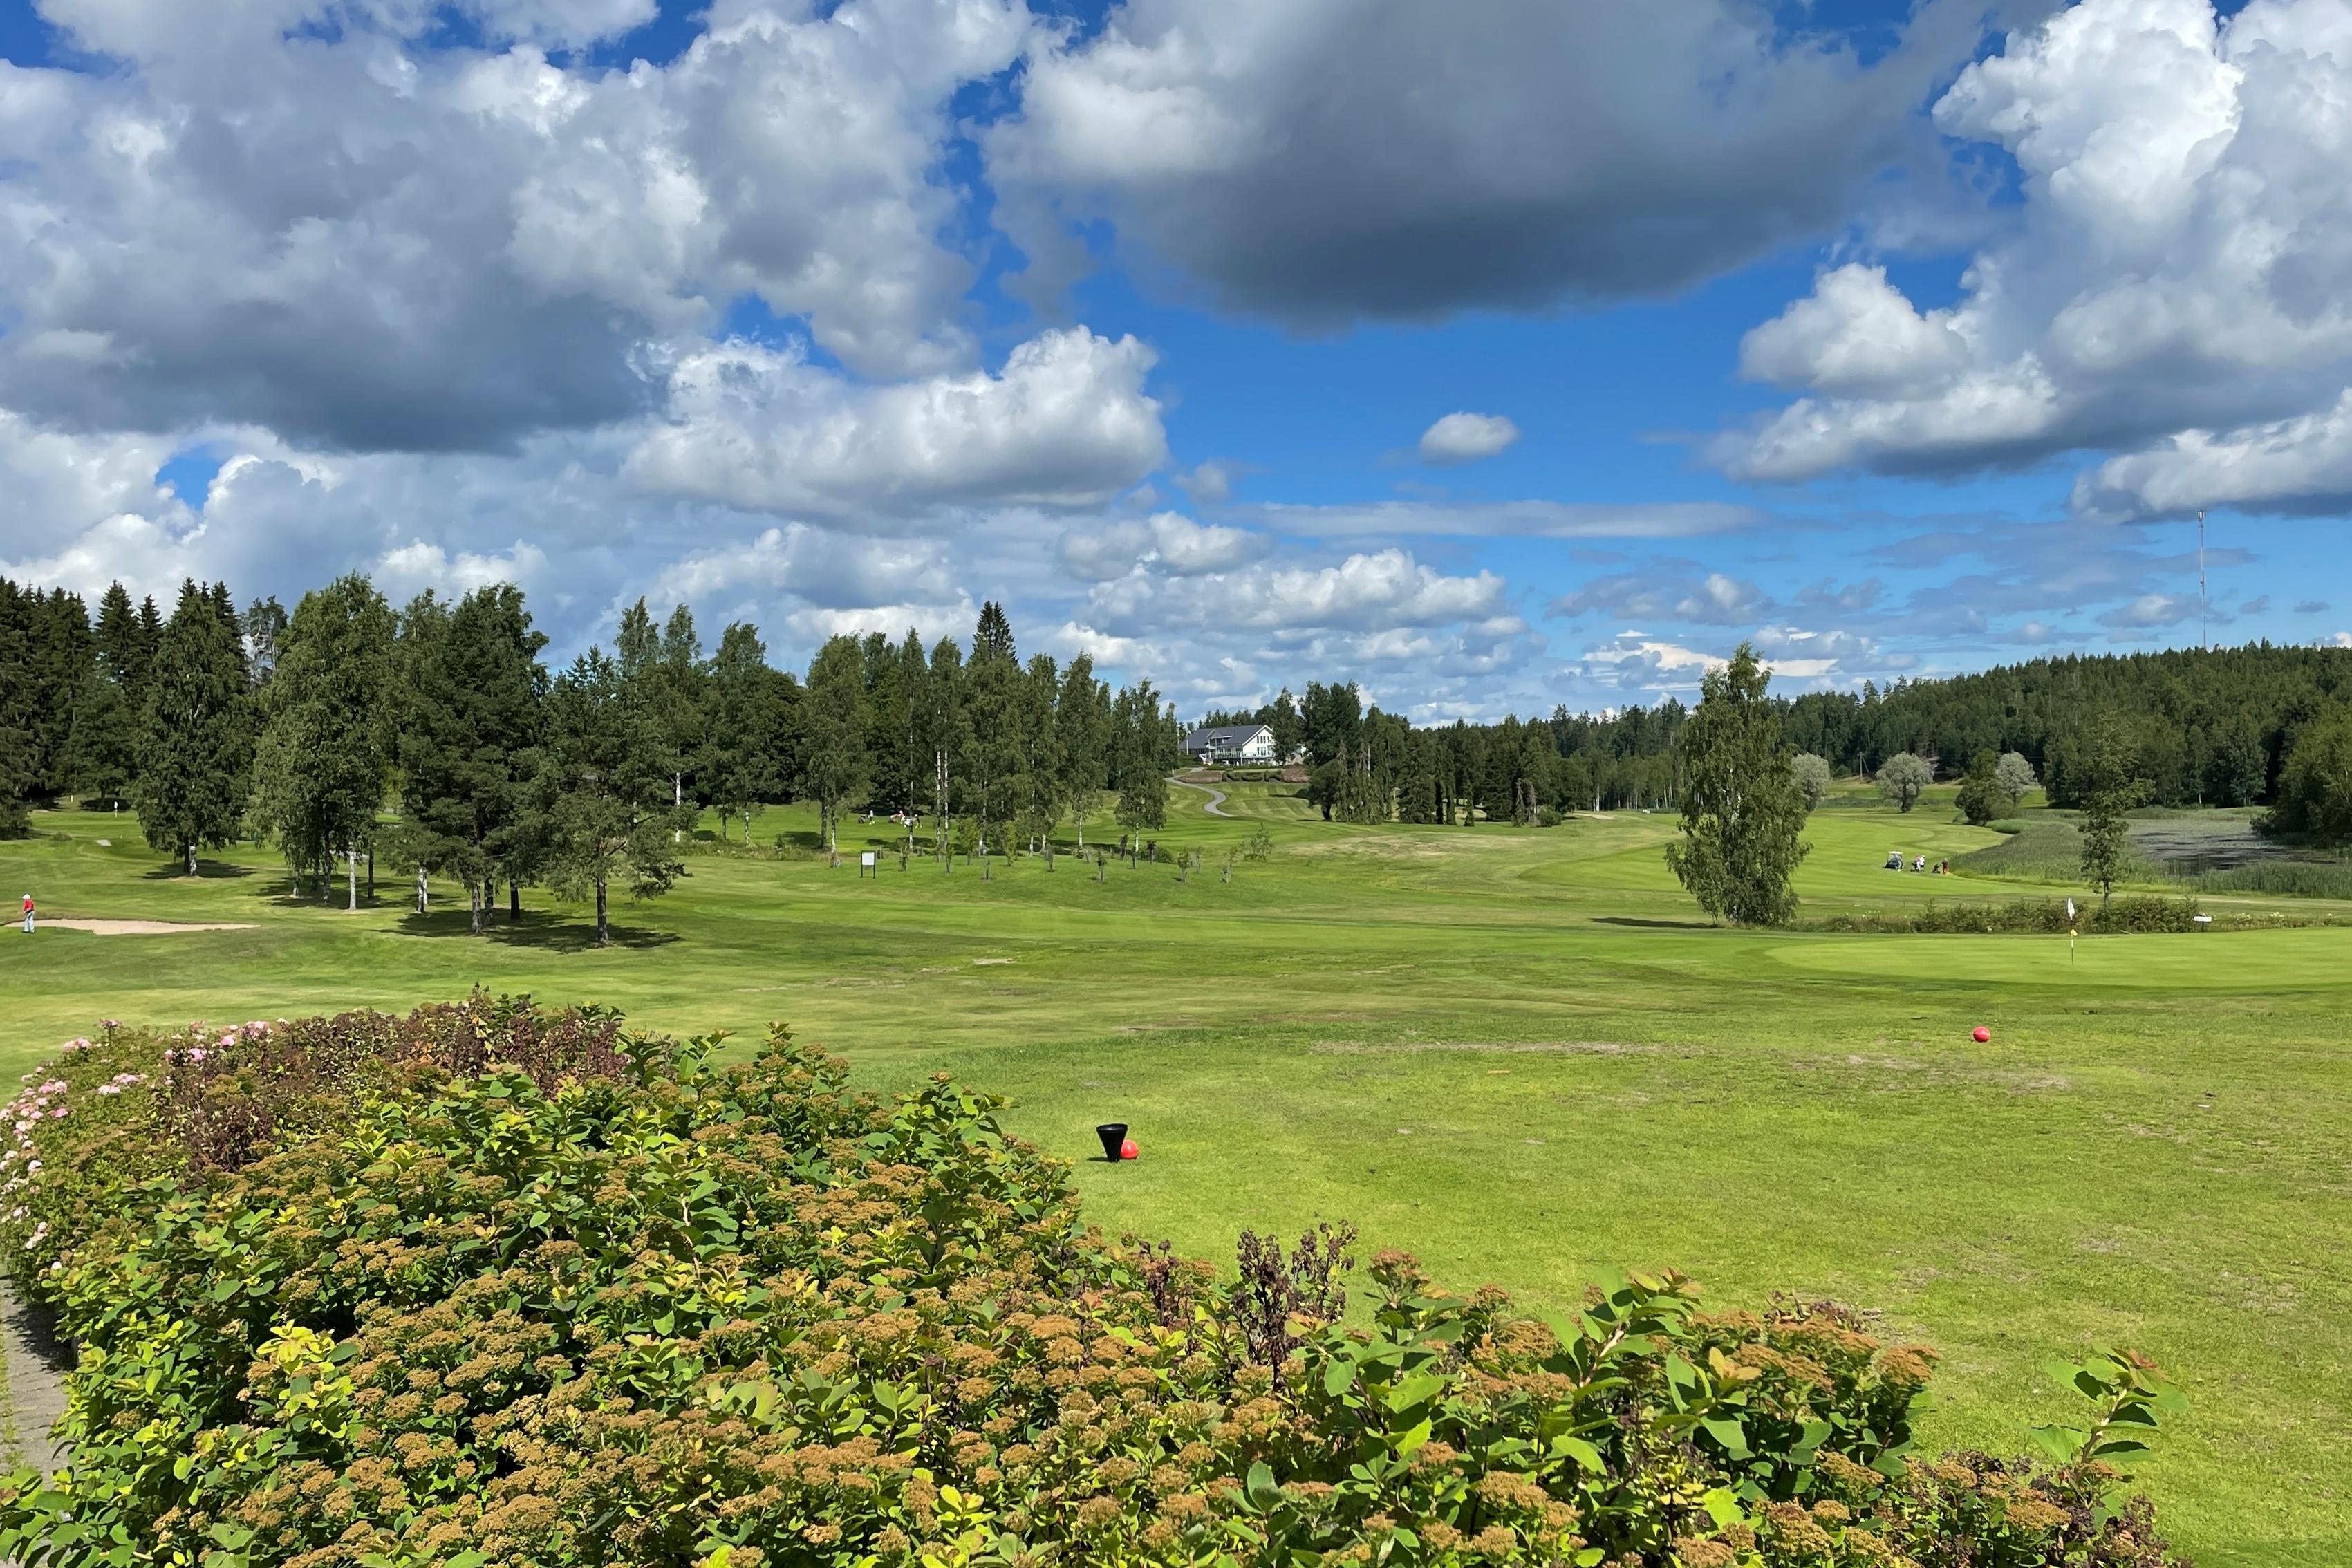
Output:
[0,0,1032,451]
[984,0,2011,322]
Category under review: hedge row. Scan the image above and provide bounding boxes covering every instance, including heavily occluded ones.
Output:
[1801,896,2207,935]
[0,998,2186,1567]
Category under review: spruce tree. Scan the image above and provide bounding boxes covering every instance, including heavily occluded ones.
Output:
[127,593,165,726]
[1663,643,1809,926]
[1111,680,1168,842]
[975,600,1016,662]
[254,576,395,907]
[541,646,687,946]
[1018,653,1063,850]
[1055,654,1110,849]
[0,584,33,834]
[397,586,547,933]
[63,664,140,808]
[30,588,93,795]
[801,635,870,851]
[656,604,711,822]
[707,622,780,843]
[960,641,1022,855]
[133,581,254,874]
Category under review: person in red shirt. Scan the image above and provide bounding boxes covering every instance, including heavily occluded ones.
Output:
[20,893,32,935]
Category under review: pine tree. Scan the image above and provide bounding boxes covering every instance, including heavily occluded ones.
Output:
[254,576,396,908]
[133,581,254,874]
[397,586,547,933]
[1663,643,1809,926]
[802,635,870,851]
[541,646,688,946]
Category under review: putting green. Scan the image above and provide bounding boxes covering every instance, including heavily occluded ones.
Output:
[1768,924,2352,990]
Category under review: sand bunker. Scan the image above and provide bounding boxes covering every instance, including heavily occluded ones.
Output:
[37,919,255,936]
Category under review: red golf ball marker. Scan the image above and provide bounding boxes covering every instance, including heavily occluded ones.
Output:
[1972,1026,1991,1043]
[1120,1138,1139,1160]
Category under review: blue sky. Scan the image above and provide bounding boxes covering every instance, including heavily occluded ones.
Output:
[0,0,2344,719]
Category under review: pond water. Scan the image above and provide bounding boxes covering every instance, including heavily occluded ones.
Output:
[2128,816,2297,873]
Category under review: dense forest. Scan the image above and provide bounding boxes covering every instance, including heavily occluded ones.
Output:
[1204,642,2352,821]
[6,572,2351,879]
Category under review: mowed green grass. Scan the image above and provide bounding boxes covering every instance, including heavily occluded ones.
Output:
[2,785,2348,1566]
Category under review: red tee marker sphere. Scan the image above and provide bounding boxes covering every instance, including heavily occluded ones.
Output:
[1121,1138,1139,1161]
[1972,1026,1991,1043]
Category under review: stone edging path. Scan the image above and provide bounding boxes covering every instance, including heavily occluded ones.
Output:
[1,1279,68,1477]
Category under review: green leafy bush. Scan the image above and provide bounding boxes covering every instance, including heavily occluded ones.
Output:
[0,1004,2187,1567]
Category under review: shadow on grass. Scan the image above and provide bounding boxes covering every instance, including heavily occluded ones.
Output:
[393,908,680,951]
[1592,915,1717,930]
[139,860,256,881]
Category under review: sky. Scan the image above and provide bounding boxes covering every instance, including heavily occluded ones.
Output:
[0,0,2347,722]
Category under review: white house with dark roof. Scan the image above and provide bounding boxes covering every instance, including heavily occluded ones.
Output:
[1180,722,1278,765]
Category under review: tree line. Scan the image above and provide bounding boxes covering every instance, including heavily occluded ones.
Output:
[9,571,2351,893]
[0,577,1185,943]
[1191,642,2352,826]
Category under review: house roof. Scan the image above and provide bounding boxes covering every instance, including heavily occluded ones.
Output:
[1182,722,1273,749]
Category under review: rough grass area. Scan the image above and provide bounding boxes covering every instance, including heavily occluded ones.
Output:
[1956,808,2352,902]
[1,791,2349,1566]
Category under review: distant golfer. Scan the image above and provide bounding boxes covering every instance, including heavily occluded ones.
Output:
[20,893,32,934]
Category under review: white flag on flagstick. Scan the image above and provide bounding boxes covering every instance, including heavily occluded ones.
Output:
[2066,897,2076,923]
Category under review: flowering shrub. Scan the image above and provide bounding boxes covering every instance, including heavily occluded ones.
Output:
[0,1006,2185,1567]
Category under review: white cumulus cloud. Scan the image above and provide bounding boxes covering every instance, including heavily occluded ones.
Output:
[625,328,1169,519]
[1715,0,2352,516]
[1417,411,1521,465]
